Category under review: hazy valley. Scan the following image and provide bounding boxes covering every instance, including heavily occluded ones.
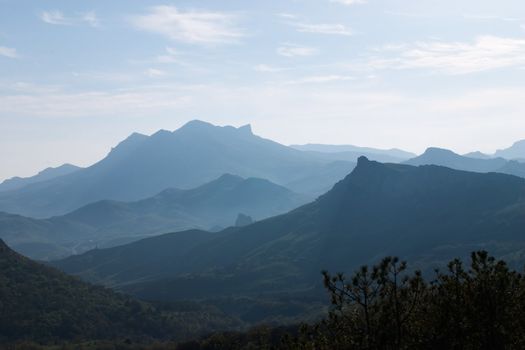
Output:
[1,121,525,348]
[3,1,525,347]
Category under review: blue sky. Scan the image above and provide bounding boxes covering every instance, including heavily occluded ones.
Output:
[1,0,525,180]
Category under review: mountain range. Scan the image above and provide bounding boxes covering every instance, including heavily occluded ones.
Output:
[462,140,525,161]
[495,139,525,160]
[54,158,525,306]
[0,121,355,218]
[406,147,525,178]
[290,144,416,163]
[0,174,307,261]
[0,163,80,192]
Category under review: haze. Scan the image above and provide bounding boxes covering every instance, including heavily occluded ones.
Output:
[2,0,525,181]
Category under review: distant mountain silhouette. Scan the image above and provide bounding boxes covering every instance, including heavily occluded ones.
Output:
[54,158,525,302]
[406,147,525,177]
[0,164,80,192]
[291,144,415,163]
[463,151,492,159]
[0,174,307,260]
[0,121,353,218]
[495,139,525,160]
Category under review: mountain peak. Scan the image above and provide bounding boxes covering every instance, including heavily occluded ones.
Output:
[495,139,525,160]
[423,147,456,156]
[238,124,252,134]
[151,129,172,137]
[180,120,215,131]
[177,120,254,136]
[107,132,149,158]
[350,156,393,178]
[208,173,245,188]
[216,173,244,182]
[357,155,371,165]
[325,156,390,193]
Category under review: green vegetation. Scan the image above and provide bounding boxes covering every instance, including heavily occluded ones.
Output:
[0,239,242,345]
[287,251,525,349]
[169,251,525,349]
[8,251,525,349]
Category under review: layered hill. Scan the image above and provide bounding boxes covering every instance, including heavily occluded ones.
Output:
[291,143,415,163]
[0,163,80,192]
[0,239,239,344]
[0,174,307,260]
[0,121,353,218]
[495,139,525,160]
[406,147,525,177]
[55,158,525,302]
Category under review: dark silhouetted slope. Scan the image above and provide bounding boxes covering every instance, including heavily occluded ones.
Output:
[0,239,240,343]
[55,158,525,301]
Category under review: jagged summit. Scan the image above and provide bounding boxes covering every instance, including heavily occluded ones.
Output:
[127,131,148,139]
[107,132,149,158]
[176,120,253,136]
[350,156,402,175]
[495,139,525,159]
[0,119,352,217]
[333,156,401,187]
[238,124,253,134]
[115,131,148,146]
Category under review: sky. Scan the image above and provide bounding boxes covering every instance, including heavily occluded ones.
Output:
[1,0,525,181]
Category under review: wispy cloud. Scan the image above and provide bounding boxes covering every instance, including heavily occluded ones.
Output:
[254,64,287,73]
[156,47,180,63]
[82,11,100,28]
[41,11,71,25]
[277,13,298,20]
[330,0,367,5]
[277,44,318,57]
[463,14,520,22]
[5,82,524,157]
[367,36,525,74]
[0,46,18,59]
[145,68,166,78]
[286,74,355,84]
[131,6,243,45]
[40,10,100,27]
[291,22,353,36]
